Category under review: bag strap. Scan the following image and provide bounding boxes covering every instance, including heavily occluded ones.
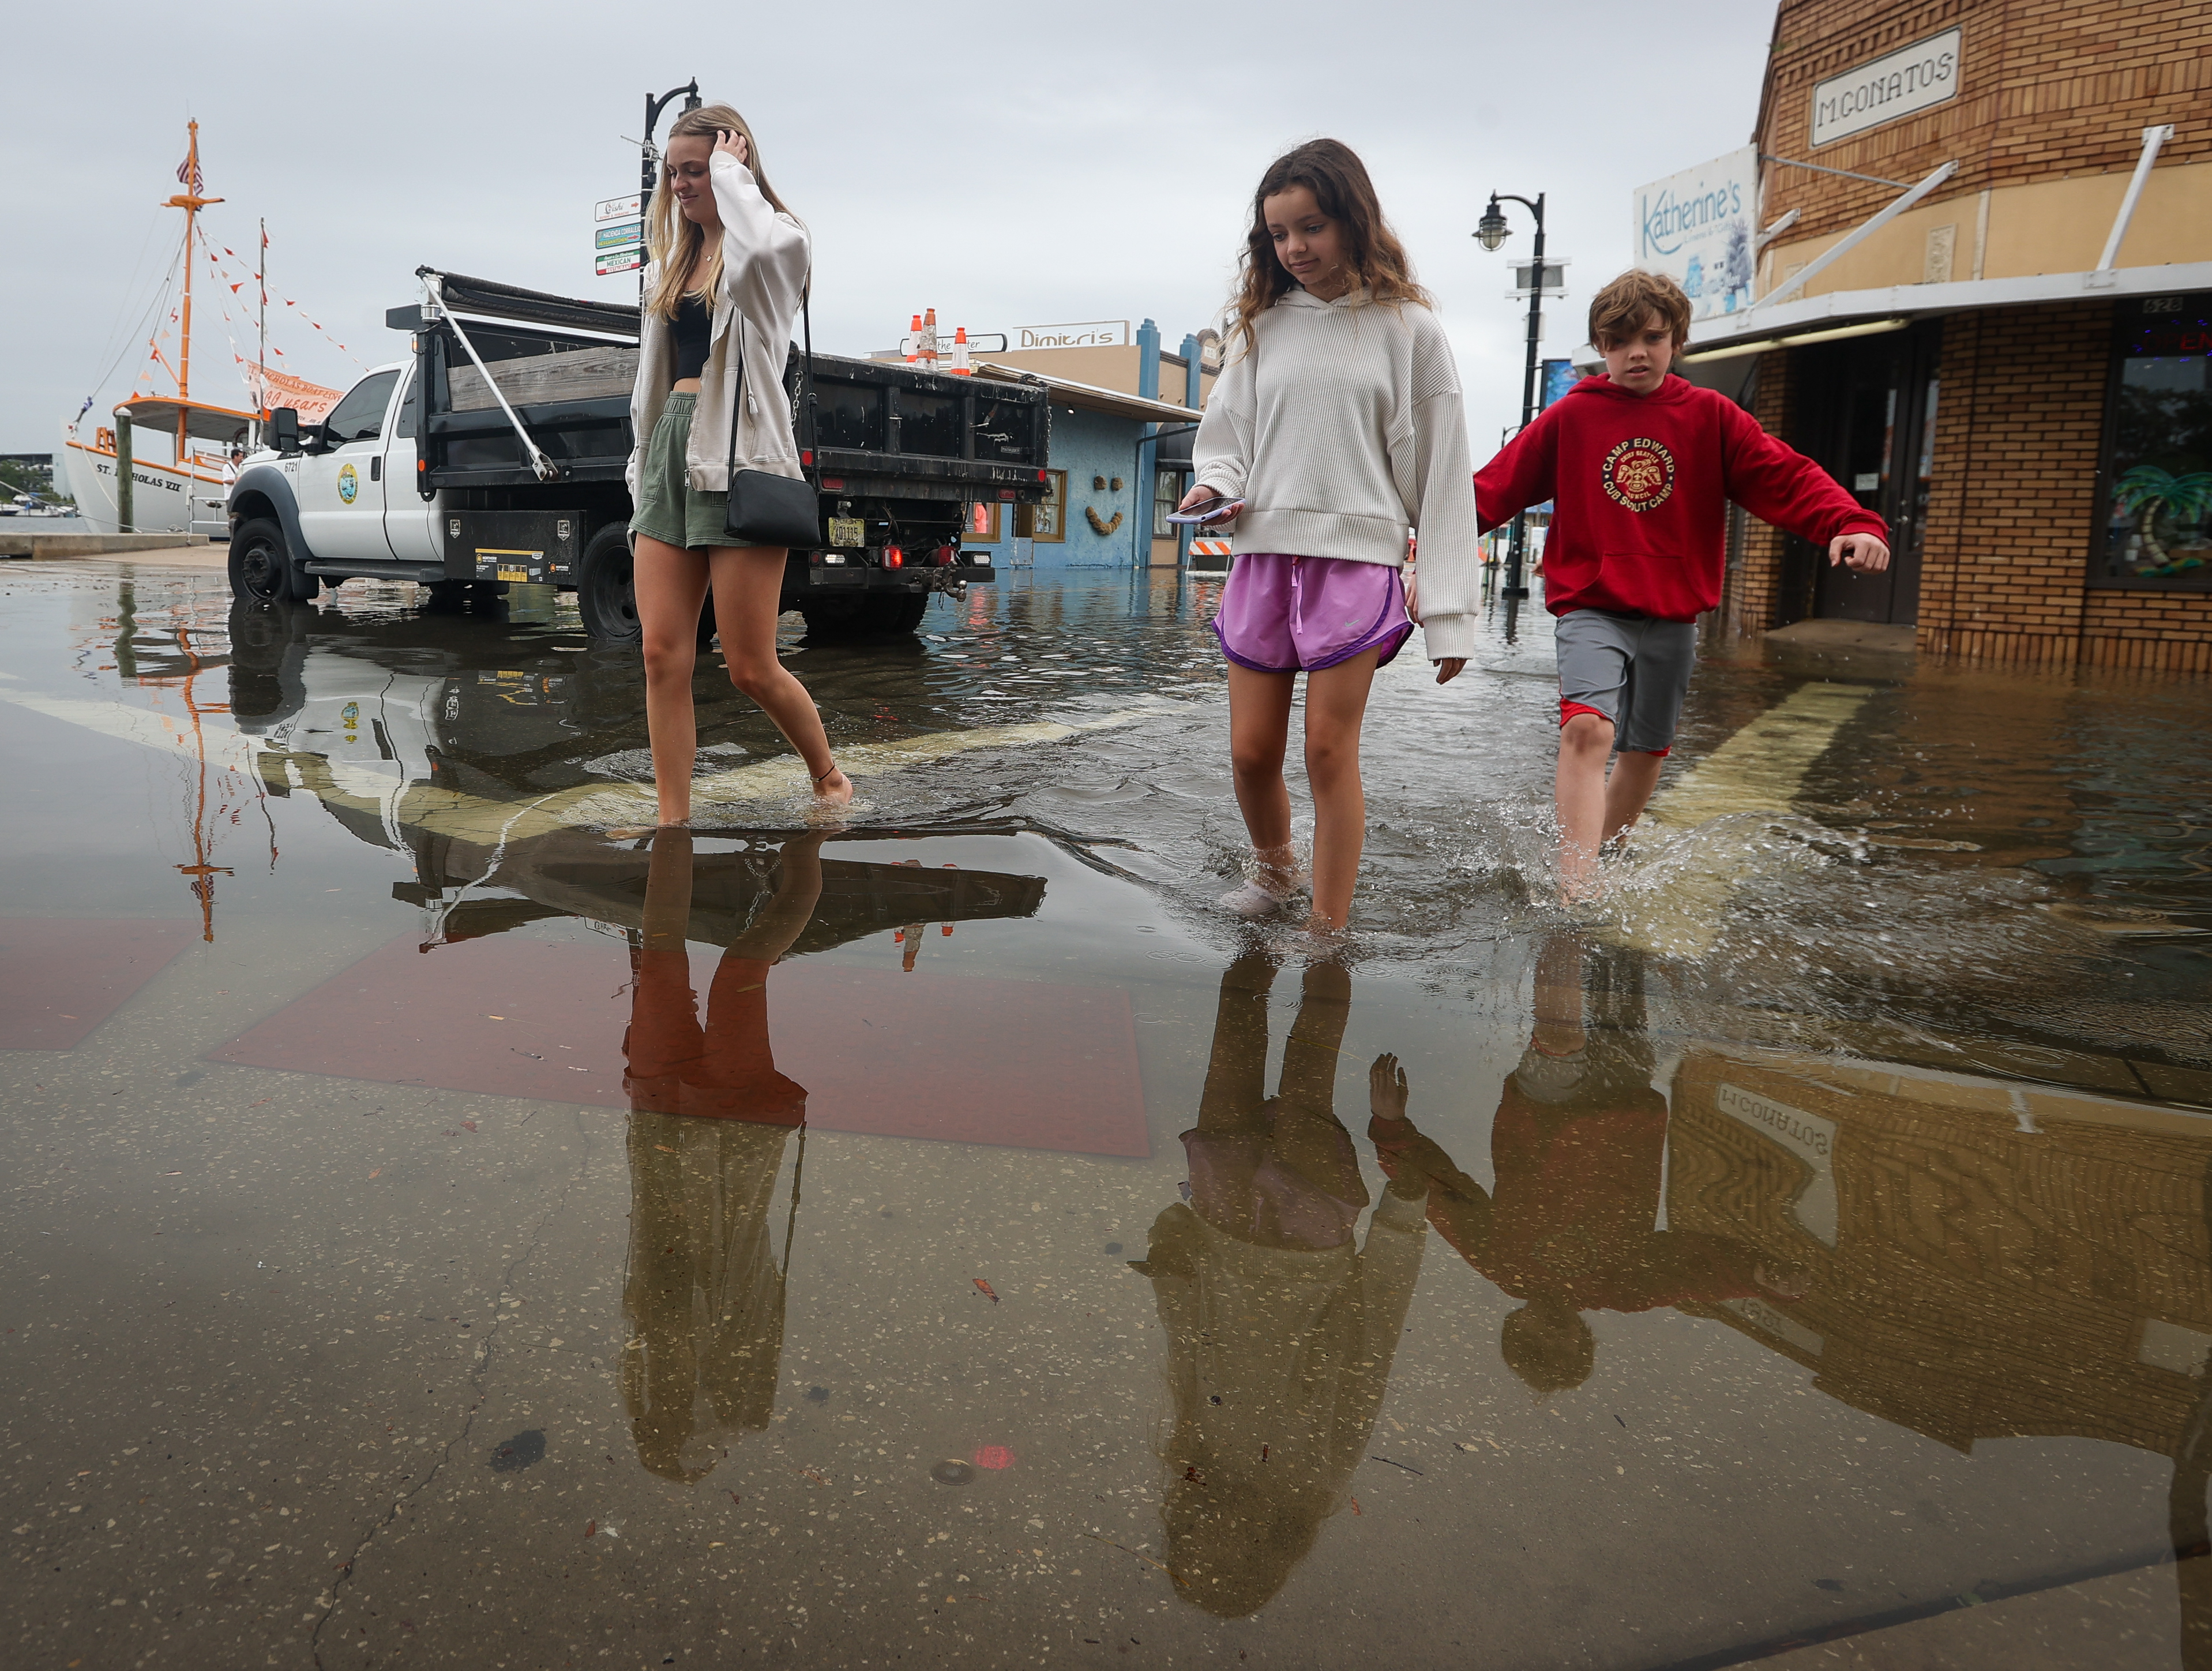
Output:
[723,277,818,487]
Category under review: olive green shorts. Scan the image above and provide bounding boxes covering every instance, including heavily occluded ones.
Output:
[627,392,731,551]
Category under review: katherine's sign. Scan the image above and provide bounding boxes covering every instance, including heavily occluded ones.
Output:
[1631,146,1758,322]
[1811,28,1961,148]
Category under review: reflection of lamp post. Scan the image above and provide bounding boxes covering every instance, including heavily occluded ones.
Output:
[1475,192,1553,601]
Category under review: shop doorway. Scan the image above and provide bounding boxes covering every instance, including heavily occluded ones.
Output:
[1791,322,1940,625]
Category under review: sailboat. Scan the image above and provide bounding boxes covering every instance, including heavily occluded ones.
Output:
[58,122,340,539]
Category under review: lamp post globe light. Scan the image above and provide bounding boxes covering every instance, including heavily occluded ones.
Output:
[1475,196,1511,253]
[1473,191,1557,601]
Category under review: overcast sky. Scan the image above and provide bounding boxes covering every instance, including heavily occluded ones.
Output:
[2,0,1776,459]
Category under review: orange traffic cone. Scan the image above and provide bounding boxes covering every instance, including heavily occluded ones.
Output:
[951,326,971,377]
[906,314,921,363]
[921,307,940,373]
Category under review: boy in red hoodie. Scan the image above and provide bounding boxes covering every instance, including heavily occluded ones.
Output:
[1473,271,1891,900]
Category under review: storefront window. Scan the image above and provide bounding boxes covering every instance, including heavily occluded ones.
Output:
[1031,470,1066,542]
[963,500,1000,544]
[1154,469,1186,536]
[2100,291,2212,587]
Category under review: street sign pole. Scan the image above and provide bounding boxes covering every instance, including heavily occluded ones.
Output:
[1476,190,1561,605]
[1504,194,1545,602]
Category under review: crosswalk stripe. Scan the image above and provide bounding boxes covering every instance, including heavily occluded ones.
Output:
[0,687,1178,847]
[1609,681,1876,958]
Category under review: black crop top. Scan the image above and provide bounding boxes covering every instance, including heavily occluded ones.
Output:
[671,294,711,381]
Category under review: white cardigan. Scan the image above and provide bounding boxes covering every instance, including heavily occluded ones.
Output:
[626,154,810,497]
[1191,288,1481,662]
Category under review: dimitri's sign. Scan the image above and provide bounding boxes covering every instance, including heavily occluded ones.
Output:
[1811,28,1961,148]
[1631,146,1757,322]
[1013,320,1129,349]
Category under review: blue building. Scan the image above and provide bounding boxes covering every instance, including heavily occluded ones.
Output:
[884,318,1216,570]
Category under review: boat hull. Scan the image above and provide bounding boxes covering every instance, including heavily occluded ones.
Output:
[59,429,227,539]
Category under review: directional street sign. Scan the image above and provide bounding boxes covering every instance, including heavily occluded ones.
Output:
[1507,259,1571,298]
[595,194,643,223]
[595,220,645,251]
[595,248,645,277]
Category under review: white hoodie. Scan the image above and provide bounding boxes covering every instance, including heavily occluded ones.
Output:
[627,153,810,499]
[1191,288,1481,662]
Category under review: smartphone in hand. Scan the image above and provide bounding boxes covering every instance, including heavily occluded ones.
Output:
[1164,498,1244,526]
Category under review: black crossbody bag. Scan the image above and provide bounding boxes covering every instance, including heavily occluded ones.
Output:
[722,288,820,550]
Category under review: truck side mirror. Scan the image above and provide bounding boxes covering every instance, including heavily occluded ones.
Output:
[270,407,300,455]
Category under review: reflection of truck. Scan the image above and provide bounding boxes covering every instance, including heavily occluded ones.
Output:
[224,598,1050,941]
[223,269,1053,642]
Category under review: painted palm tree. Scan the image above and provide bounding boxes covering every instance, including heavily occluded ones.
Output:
[2115,465,2212,568]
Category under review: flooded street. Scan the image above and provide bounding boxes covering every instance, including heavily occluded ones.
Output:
[4,557,2211,1670]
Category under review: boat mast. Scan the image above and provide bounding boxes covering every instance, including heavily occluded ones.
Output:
[257,216,267,426]
[162,121,223,463]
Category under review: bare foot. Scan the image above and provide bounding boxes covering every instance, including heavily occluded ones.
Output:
[811,766,854,805]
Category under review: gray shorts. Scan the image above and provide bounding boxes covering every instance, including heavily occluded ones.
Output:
[1553,608,1698,756]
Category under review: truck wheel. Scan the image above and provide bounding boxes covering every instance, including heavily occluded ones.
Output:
[874,593,930,634]
[797,596,866,639]
[799,593,929,639]
[228,517,312,604]
[576,524,640,645]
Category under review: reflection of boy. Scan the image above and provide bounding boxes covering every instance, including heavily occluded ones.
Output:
[1373,936,1797,1397]
[619,829,825,1481]
[1138,955,1428,1616]
[1474,271,1890,900]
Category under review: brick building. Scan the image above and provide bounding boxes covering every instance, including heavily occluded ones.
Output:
[1683,0,2212,672]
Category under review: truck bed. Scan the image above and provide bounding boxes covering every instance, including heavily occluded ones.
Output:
[411,272,1050,504]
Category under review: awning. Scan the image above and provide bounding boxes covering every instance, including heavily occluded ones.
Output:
[970,361,1204,425]
[1684,259,2212,359]
[115,397,260,444]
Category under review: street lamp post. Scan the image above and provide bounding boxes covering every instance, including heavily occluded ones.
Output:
[639,80,702,295]
[1475,192,1550,600]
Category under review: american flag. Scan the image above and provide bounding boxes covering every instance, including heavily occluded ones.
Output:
[176,151,202,193]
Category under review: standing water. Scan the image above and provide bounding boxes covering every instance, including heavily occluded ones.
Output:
[2,558,2209,1667]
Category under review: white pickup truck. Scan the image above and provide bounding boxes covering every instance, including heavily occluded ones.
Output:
[223,269,1047,641]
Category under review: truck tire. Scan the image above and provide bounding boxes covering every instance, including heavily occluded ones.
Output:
[576,524,640,644]
[874,592,931,634]
[228,517,314,604]
[799,592,929,639]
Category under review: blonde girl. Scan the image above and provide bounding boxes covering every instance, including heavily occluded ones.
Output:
[626,103,850,823]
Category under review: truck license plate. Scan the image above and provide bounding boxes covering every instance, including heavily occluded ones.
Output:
[828,517,865,547]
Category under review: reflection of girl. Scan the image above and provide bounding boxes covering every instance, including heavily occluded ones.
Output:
[1139,953,1428,1615]
[625,103,850,826]
[619,828,824,1481]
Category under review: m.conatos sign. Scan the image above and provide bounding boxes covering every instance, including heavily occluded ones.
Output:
[1812,28,1961,148]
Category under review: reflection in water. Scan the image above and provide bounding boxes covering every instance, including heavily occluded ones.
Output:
[619,830,821,1482]
[1667,1036,2212,1661]
[1139,954,1429,1615]
[1379,934,1796,1396]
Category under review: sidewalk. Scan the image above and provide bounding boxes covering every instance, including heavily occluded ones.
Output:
[0,534,226,568]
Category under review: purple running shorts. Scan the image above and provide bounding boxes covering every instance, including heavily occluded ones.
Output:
[1211,553,1413,674]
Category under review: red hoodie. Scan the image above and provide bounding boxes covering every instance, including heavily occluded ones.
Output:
[1475,373,1886,621]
